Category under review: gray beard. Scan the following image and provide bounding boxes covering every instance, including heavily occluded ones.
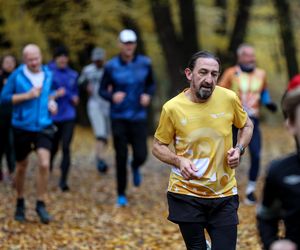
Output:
[196,87,212,100]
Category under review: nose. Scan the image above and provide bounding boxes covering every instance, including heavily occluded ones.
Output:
[204,73,214,84]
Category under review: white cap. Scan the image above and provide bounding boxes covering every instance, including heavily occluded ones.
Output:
[119,29,137,43]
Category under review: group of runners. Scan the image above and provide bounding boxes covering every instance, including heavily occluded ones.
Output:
[0,29,299,249]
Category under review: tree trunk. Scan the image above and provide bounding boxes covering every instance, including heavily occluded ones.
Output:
[121,0,146,54]
[150,0,198,97]
[214,0,227,36]
[178,0,199,65]
[228,0,252,54]
[0,16,11,49]
[218,0,253,67]
[273,0,299,79]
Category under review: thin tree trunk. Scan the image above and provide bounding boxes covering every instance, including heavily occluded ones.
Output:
[150,0,186,97]
[121,0,146,54]
[178,0,199,64]
[214,0,227,35]
[150,0,198,97]
[0,16,11,49]
[228,0,252,54]
[273,0,299,79]
[218,0,253,67]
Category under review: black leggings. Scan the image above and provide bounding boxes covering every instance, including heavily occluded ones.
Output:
[112,120,147,195]
[0,121,15,174]
[178,223,237,250]
[232,117,261,182]
[50,120,75,185]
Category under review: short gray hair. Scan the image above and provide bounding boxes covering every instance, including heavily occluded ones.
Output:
[237,43,253,56]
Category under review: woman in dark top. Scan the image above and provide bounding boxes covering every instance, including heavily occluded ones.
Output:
[0,55,17,181]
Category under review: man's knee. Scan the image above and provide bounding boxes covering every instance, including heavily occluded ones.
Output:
[179,223,206,250]
[38,154,50,171]
[133,151,147,167]
[37,148,51,171]
[39,160,50,171]
[209,225,237,250]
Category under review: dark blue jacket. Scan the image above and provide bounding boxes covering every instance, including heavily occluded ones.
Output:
[48,62,79,122]
[0,65,53,132]
[99,55,155,121]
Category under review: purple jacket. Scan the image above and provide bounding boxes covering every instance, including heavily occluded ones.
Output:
[48,62,79,122]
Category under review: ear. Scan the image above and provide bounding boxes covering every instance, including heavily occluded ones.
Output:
[184,68,192,81]
[285,118,296,136]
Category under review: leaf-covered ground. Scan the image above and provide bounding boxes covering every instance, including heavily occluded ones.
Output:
[0,123,295,249]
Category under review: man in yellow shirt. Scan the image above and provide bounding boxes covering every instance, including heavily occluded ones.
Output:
[219,44,277,205]
[152,51,253,250]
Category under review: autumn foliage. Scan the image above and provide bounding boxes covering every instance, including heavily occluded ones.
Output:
[0,123,294,249]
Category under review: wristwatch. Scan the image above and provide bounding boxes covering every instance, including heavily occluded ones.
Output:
[235,144,245,155]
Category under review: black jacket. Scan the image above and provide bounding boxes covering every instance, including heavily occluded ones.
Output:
[0,70,13,123]
[257,153,300,249]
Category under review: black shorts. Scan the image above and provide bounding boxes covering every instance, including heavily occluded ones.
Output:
[13,126,54,162]
[167,192,239,227]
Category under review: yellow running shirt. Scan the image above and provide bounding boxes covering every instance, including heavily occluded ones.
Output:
[154,86,248,198]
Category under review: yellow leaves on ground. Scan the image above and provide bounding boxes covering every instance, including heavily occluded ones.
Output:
[0,124,294,249]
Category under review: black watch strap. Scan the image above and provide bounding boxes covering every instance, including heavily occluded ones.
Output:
[235,144,245,155]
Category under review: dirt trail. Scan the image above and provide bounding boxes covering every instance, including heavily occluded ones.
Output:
[0,123,295,249]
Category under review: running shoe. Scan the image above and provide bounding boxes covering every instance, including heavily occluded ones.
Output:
[245,192,257,205]
[97,158,108,173]
[36,202,52,224]
[206,240,211,250]
[117,195,128,207]
[59,181,70,192]
[14,202,26,222]
[132,168,142,187]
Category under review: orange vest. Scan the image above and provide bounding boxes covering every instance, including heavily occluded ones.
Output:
[220,66,267,117]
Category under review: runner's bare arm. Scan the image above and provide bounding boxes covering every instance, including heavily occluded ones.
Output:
[237,116,253,149]
[227,116,254,168]
[152,138,198,179]
[152,138,181,168]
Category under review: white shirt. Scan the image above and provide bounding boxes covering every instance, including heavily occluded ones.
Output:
[23,65,45,88]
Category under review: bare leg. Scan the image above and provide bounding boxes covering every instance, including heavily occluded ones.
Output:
[35,148,52,224]
[15,159,28,198]
[36,148,50,201]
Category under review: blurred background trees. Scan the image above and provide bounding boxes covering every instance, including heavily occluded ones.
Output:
[1,0,300,123]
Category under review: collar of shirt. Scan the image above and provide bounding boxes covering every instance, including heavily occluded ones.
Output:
[23,65,45,88]
[118,54,137,65]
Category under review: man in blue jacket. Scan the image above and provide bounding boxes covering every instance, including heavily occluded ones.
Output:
[48,46,79,192]
[99,29,155,206]
[0,44,57,224]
